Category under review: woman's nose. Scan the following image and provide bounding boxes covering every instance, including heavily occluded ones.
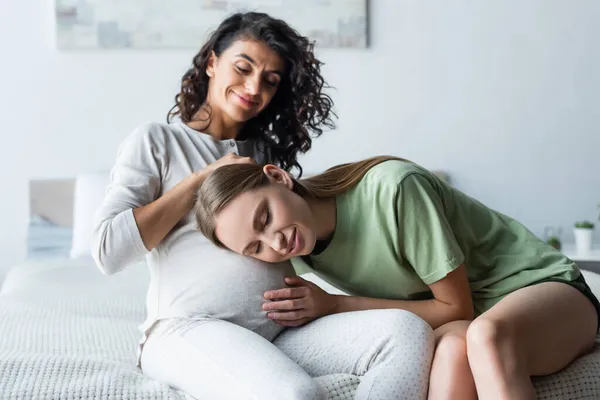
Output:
[265,231,286,253]
[245,75,261,95]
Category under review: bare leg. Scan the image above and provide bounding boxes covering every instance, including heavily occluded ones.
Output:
[428,320,477,400]
[466,282,597,400]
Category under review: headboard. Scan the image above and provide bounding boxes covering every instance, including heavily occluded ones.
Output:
[29,179,75,228]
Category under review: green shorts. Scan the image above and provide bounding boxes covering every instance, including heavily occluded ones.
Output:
[531,272,600,333]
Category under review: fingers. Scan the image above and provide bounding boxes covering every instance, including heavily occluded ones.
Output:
[284,276,311,286]
[232,155,255,164]
[261,277,320,328]
[262,298,304,312]
[273,317,311,327]
[266,310,304,321]
[217,153,256,166]
[226,153,255,163]
[264,286,309,300]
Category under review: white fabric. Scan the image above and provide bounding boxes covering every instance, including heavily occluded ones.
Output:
[0,258,193,400]
[141,310,435,400]
[582,269,600,296]
[90,121,296,361]
[300,272,349,296]
[70,171,110,259]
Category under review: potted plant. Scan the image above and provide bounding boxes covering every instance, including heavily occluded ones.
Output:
[546,236,562,250]
[544,226,562,250]
[574,221,594,253]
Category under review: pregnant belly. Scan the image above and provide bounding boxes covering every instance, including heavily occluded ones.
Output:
[156,234,295,342]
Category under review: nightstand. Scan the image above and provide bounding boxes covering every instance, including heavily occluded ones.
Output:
[561,245,600,262]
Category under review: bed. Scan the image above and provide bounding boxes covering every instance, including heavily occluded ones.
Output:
[0,174,598,399]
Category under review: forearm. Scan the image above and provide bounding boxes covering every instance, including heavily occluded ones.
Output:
[332,295,473,329]
[133,171,206,251]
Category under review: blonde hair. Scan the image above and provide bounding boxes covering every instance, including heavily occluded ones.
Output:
[195,155,409,248]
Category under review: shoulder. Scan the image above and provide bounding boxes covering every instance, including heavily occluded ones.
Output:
[118,121,196,155]
[362,159,433,188]
[115,122,187,168]
[349,160,446,205]
[123,121,179,146]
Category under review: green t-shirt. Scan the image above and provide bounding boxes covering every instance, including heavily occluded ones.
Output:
[291,160,580,316]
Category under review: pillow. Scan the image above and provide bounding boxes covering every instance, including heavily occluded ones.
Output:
[27,215,72,259]
[70,172,110,259]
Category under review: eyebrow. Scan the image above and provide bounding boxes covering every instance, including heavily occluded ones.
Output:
[235,53,282,76]
[241,198,267,255]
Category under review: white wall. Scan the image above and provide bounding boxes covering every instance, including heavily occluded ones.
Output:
[1,0,599,270]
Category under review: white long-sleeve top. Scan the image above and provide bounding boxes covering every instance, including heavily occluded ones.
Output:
[91,121,295,362]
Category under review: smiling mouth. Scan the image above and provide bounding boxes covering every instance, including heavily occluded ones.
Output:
[287,228,297,254]
[233,92,258,106]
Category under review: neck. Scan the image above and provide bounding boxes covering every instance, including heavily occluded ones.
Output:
[187,103,243,140]
[308,197,337,241]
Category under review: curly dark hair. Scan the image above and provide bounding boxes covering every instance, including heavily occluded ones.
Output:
[167,12,336,177]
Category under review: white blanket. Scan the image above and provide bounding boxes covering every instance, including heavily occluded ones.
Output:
[0,259,194,399]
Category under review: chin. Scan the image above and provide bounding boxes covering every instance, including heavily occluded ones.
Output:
[222,105,244,120]
[304,239,317,256]
[226,97,260,121]
[228,108,258,123]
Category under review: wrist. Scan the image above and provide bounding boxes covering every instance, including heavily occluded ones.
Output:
[330,294,347,314]
[183,171,207,210]
[190,169,208,190]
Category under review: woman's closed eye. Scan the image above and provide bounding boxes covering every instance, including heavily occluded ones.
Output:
[263,208,271,227]
[235,65,251,74]
[264,79,278,88]
[235,65,279,88]
[254,208,271,254]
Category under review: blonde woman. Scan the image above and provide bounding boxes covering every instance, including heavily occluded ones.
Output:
[195,156,600,400]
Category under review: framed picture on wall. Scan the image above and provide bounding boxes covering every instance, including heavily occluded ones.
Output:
[55,0,368,50]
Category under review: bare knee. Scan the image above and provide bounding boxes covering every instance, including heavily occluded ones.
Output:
[466,318,520,371]
[432,320,470,370]
[436,332,469,364]
[433,332,471,380]
[467,318,515,348]
[429,333,476,400]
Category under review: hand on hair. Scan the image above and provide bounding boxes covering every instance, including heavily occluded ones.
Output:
[206,153,256,174]
[262,276,338,327]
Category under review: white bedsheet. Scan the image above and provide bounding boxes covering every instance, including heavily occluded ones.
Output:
[0,258,194,400]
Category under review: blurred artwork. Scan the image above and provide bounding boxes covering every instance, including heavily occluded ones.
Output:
[55,0,368,49]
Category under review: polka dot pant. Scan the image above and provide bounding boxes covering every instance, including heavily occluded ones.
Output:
[141,309,434,399]
[275,309,435,399]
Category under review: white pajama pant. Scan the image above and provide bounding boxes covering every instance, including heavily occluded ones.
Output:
[140,309,434,400]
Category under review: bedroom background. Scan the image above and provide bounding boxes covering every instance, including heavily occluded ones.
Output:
[1,0,600,280]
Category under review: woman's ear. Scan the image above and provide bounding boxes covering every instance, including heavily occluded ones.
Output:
[206,51,217,77]
[263,165,293,189]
